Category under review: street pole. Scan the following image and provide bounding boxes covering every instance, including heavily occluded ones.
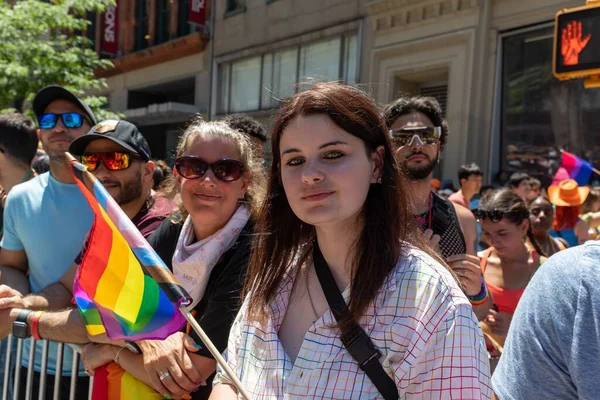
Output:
[207,0,217,121]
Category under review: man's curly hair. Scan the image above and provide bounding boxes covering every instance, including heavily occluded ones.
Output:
[222,113,268,143]
[383,96,449,149]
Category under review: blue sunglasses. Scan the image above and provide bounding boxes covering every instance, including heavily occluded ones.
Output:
[39,112,88,129]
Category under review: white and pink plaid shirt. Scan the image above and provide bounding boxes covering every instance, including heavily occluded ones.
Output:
[214,247,492,399]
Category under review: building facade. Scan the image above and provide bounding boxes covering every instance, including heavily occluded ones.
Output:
[95,0,369,161]
[209,0,368,158]
[365,0,600,186]
[89,0,210,162]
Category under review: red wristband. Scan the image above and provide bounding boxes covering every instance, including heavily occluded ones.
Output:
[31,311,44,340]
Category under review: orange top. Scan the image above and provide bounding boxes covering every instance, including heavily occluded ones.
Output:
[481,248,538,315]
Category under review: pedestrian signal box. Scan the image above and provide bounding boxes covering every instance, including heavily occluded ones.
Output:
[554,3,600,83]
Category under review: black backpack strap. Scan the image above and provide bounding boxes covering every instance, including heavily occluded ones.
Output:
[312,242,399,400]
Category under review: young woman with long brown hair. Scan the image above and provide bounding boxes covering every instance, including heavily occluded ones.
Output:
[210,83,491,399]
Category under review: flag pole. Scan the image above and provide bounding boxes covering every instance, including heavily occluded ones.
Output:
[559,149,600,176]
[179,305,251,400]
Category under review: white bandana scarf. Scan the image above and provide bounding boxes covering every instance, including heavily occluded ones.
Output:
[172,205,250,309]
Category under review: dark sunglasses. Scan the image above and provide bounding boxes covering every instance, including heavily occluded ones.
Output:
[39,113,89,129]
[473,209,508,223]
[81,152,141,172]
[390,126,441,146]
[175,156,244,182]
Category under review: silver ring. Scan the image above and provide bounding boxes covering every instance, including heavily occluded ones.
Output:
[159,371,171,381]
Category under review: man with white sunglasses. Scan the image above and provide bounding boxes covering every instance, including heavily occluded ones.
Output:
[384,96,492,321]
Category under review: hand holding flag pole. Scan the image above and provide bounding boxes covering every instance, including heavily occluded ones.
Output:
[65,153,251,400]
[179,305,252,400]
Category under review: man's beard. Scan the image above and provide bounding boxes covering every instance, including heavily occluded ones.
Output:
[401,151,439,181]
[103,167,144,206]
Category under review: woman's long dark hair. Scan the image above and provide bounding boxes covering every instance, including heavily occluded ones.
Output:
[245,83,429,329]
[480,188,546,257]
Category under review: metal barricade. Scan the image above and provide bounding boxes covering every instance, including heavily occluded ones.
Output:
[0,336,92,400]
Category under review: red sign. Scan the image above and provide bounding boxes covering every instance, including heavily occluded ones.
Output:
[189,0,207,26]
[561,20,591,66]
[101,1,119,55]
[554,3,600,79]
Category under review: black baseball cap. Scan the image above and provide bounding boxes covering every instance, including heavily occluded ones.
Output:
[68,120,151,161]
[32,85,97,126]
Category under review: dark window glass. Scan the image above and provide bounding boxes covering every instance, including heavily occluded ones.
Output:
[155,0,171,44]
[226,0,241,12]
[178,0,191,37]
[500,25,600,186]
[86,12,97,45]
[134,0,148,51]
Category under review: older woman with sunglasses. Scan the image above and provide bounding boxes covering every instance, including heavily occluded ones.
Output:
[474,189,546,371]
[80,119,265,399]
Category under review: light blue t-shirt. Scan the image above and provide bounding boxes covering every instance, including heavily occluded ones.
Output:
[492,241,600,399]
[1,172,93,376]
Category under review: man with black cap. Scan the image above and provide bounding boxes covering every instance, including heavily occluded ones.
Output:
[0,85,96,398]
[68,119,174,236]
[0,118,175,397]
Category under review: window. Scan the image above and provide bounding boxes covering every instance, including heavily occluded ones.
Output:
[218,33,358,114]
[178,0,191,37]
[155,0,171,45]
[226,0,243,13]
[299,37,341,83]
[85,11,97,46]
[134,0,149,51]
[230,57,261,112]
[499,25,600,186]
[262,49,298,109]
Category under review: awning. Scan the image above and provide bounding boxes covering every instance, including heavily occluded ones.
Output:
[125,102,202,126]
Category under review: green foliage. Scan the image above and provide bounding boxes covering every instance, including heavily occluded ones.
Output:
[0,0,122,121]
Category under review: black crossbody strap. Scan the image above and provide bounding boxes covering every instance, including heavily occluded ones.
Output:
[312,242,399,400]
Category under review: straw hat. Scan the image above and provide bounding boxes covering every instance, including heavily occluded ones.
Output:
[548,179,589,207]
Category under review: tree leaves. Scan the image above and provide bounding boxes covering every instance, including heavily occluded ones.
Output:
[0,0,121,119]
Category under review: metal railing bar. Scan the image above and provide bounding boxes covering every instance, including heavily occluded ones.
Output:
[24,339,36,400]
[52,342,64,400]
[68,350,80,400]
[38,340,49,400]
[12,339,23,400]
[2,336,13,400]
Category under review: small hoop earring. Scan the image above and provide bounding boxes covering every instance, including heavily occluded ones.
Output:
[377,177,382,184]
[239,193,245,199]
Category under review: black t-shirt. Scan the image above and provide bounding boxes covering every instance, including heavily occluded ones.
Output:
[147,217,254,399]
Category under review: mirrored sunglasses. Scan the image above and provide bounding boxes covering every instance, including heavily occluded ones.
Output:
[39,112,87,129]
[390,126,441,146]
[81,152,140,172]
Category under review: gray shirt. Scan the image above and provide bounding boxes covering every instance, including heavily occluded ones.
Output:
[492,241,600,399]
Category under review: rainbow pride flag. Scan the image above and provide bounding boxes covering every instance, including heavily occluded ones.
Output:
[69,157,192,341]
[557,151,594,186]
[92,364,163,400]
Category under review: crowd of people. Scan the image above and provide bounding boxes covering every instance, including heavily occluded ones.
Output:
[0,82,596,400]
